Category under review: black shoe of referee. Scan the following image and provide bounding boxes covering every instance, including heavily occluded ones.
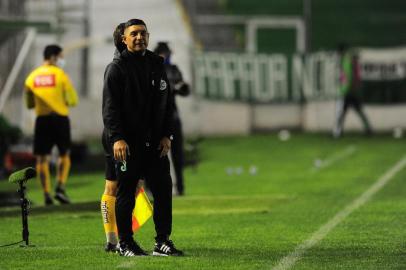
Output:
[119,240,148,257]
[45,193,54,206]
[105,242,119,253]
[54,187,71,204]
[153,240,184,256]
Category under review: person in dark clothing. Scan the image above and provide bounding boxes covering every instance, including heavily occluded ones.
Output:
[102,18,183,257]
[153,42,190,196]
[333,43,372,138]
[100,22,125,254]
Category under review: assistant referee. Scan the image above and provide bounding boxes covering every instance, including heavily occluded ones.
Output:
[24,44,78,205]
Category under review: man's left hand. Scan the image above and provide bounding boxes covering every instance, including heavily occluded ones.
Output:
[158,137,171,157]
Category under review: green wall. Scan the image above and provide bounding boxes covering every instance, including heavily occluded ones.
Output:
[222,0,406,52]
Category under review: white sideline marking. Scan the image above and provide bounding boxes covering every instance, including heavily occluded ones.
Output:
[116,261,137,269]
[311,145,357,172]
[272,155,406,270]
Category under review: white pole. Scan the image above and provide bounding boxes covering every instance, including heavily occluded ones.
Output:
[0,28,37,113]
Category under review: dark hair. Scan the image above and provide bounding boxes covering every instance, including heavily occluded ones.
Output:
[154,42,171,56]
[113,22,126,52]
[43,44,62,60]
[124,18,147,31]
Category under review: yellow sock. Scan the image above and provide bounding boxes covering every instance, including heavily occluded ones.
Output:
[57,155,71,186]
[101,194,118,244]
[37,162,51,193]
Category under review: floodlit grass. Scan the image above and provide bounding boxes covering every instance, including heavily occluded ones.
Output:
[0,133,405,269]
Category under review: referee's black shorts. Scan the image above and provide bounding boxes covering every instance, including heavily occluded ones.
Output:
[104,154,117,181]
[34,114,71,156]
[102,131,117,181]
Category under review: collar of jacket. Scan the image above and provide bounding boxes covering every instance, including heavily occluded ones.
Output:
[119,49,164,66]
[121,49,147,59]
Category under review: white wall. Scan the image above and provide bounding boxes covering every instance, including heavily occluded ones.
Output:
[197,100,251,135]
[253,104,302,130]
[302,101,406,132]
[9,93,406,138]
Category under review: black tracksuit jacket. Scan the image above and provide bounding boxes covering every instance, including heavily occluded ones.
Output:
[102,49,175,161]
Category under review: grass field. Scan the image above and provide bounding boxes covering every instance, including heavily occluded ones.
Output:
[0,133,405,270]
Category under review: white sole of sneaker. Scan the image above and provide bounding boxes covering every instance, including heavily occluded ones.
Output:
[152,251,169,257]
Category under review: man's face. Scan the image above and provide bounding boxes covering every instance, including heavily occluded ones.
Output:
[56,52,66,68]
[123,24,149,53]
[49,52,65,67]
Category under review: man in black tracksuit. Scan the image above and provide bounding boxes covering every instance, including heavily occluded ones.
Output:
[154,42,190,196]
[102,18,183,257]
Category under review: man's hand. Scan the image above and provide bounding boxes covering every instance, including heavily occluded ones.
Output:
[113,140,130,162]
[157,137,171,158]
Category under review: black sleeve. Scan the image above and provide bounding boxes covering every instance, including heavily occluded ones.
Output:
[162,69,176,139]
[172,65,190,97]
[102,62,125,144]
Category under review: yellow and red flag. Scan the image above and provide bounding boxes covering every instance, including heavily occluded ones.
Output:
[132,187,153,232]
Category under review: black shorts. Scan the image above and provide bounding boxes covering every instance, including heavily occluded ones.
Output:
[105,154,117,181]
[344,95,362,111]
[102,131,117,181]
[34,114,71,155]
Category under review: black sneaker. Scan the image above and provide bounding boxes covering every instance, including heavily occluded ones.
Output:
[45,194,54,206]
[153,240,184,256]
[105,242,119,253]
[54,188,71,204]
[119,240,148,257]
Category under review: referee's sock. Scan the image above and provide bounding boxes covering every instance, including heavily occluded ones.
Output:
[36,162,51,194]
[101,194,118,245]
[57,155,71,189]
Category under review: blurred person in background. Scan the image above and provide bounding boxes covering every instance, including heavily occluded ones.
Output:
[333,43,372,138]
[24,44,79,205]
[102,18,183,257]
[153,42,190,196]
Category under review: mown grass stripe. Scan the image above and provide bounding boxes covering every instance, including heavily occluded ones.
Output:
[272,155,406,270]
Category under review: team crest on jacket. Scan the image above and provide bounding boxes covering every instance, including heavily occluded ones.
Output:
[160,79,167,91]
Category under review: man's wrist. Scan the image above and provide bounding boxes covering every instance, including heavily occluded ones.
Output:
[111,135,125,145]
[162,135,173,141]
